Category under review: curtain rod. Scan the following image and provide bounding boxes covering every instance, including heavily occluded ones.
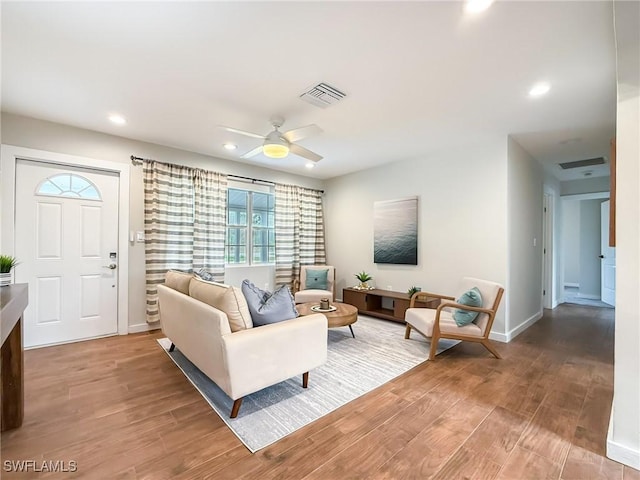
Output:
[130,155,324,193]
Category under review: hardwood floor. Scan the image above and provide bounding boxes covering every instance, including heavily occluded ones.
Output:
[2,304,638,479]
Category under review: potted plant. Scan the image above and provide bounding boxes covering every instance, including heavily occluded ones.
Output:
[0,255,18,287]
[354,271,373,290]
[407,286,421,298]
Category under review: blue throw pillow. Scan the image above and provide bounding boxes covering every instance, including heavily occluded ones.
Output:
[453,287,483,326]
[241,280,299,327]
[305,268,329,290]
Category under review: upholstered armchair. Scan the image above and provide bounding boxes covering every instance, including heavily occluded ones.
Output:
[404,277,504,361]
[293,265,336,304]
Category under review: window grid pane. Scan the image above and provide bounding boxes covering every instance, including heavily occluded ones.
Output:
[36,174,102,200]
[226,189,274,266]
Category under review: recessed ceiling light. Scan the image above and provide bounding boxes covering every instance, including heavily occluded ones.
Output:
[464,0,494,14]
[305,162,315,169]
[529,82,551,97]
[223,143,237,150]
[108,114,126,125]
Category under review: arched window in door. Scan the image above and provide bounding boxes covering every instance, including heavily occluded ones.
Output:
[36,173,101,200]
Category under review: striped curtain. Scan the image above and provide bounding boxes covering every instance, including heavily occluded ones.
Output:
[275,183,326,287]
[192,169,227,281]
[143,161,227,322]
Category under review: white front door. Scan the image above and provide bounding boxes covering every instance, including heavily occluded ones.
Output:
[600,200,616,306]
[15,160,120,348]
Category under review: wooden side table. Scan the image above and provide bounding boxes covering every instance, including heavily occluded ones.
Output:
[342,287,440,323]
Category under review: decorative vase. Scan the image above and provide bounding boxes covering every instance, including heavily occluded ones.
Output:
[359,282,369,290]
[0,272,12,287]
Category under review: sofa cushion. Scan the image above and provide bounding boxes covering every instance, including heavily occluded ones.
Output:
[165,270,193,295]
[189,277,253,332]
[304,268,329,290]
[241,280,298,326]
[453,287,483,326]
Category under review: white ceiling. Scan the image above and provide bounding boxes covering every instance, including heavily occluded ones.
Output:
[1,1,617,181]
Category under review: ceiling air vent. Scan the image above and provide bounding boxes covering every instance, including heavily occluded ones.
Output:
[299,82,346,108]
[558,157,606,169]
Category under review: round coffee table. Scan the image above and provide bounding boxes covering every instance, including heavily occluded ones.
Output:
[297,302,358,338]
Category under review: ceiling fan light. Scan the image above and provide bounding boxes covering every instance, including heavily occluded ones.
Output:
[263,143,289,158]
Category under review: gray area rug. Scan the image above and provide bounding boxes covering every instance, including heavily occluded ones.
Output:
[157,315,458,452]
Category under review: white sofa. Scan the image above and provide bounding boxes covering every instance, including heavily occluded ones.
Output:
[157,272,328,418]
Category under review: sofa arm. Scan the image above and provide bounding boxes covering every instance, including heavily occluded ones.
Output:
[221,314,328,399]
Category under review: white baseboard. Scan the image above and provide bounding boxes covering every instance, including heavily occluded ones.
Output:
[128,322,159,334]
[607,410,640,469]
[489,311,543,343]
[564,282,579,288]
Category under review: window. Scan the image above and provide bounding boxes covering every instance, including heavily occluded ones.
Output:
[226,188,275,265]
[36,173,101,200]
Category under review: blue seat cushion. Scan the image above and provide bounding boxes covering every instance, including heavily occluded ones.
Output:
[304,268,329,290]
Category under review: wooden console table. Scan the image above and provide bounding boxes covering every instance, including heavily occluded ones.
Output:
[1,283,28,431]
[343,287,439,323]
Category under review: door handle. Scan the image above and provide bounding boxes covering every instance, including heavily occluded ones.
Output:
[102,264,117,269]
[598,255,604,259]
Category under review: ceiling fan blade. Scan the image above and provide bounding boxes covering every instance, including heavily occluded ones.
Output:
[282,124,323,143]
[289,143,323,162]
[219,125,265,139]
[241,146,264,159]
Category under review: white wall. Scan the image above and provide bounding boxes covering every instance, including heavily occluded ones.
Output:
[578,199,605,298]
[561,176,610,196]
[324,137,509,337]
[507,137,544,339]
[1,113,324,331]
[562,200,581,286]
[608,0,640,469]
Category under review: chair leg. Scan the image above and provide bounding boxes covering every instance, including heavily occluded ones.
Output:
[482,339,502,359]
[230,398,243,418]
[302,372,309,388]
[429,335,439,361]
[169,343,175,352]
[404,324,412,339]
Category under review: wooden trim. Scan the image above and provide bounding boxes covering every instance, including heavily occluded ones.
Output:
[610,138,616,247]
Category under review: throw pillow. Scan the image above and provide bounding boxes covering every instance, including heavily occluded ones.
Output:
[453,287,483,327]
[189,277,253,332]
[195,267,215,282]
[241,280,299,327]
[165,270,193,295]
[304,268,329,290]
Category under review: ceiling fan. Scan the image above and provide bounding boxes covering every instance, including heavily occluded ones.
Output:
[220,116,323,162]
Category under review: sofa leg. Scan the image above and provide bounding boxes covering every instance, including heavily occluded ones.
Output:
[169,343,175,352]
[302,372,309,388]
[404,324,412,339]
[230,398,243,418]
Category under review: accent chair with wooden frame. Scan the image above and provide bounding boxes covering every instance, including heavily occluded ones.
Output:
[404,277,504,361]
[293,265,336,304]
